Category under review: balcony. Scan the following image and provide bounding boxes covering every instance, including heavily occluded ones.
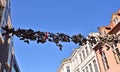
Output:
[0,0,6,8]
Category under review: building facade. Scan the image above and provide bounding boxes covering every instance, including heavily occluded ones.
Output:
[0,0,20,72]
[58,9,120,72]
[94,9,120,72]
[58,33,100,72]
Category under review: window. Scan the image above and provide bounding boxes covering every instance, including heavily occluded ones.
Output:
[112,44,120,64]
[66,66,70,72]
[89,63,93,72]
[82,69,85,72]
[89,43,93,51]
[75,56,78,65]
[79,54,82,62]
[101,52,109,70]
[77,69,80,72]
[73,59,76,67]
[82,50,85,59]
[85,66,88,72]
[93,60,98,72]
[85,46,89,56]
[114,17,119,24]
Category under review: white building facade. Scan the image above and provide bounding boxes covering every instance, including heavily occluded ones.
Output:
[58,33,100,72]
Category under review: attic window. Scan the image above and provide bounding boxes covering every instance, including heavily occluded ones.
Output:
[114,17,119,24]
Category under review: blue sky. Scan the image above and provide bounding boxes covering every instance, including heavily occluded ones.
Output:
[11,0,120,72]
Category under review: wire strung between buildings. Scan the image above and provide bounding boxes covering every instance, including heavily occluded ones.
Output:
[2,26,120,51]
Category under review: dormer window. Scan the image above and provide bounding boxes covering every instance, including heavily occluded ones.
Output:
[66,66,70,72]
[114,17,119,24]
